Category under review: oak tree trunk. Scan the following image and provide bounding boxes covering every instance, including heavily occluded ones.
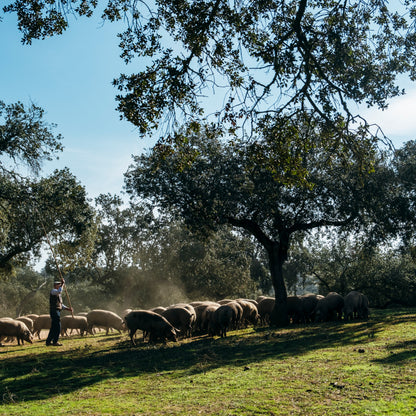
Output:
[268,238,290,327]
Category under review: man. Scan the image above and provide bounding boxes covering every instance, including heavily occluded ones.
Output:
[45,278,72,346]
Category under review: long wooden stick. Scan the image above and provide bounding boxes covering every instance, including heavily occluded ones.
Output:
[35,205,75,317]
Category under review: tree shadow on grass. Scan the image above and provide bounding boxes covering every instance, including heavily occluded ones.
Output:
[372,339,416,365]
[0,318,384,404]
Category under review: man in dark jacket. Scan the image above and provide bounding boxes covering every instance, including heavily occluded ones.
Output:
[46,279,72,346]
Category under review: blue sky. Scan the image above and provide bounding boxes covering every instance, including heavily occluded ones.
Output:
[2,12,416,202]
[1,12,154,200]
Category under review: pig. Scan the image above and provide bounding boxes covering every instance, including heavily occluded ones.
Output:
[257,297,275,324]
[208,304,238,338]
[360,293,370,319]
[300,293,324,323]
[162,307,195,338]
[16,316,34,332]
[287,296,303,324]
[33,314,51,339]
[343,291,370,320]
[0,318,33,346]
[87,309,125,335]
[217,299,234,305]
[61,315,89,336]
[222,301,243,329]
[150,306,166,315]
[121,309,132,319]
[124,310,178,345]
[200,304,220,333]
[314,292,344,322]
[236,299,260,326]
[193,302,220,333]
[167,303,196,318]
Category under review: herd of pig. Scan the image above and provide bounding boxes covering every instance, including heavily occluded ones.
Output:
[0,290,369,347]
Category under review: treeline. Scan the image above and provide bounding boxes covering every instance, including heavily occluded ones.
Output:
[1,156,416,318]
[1,216,415,317]
[1,101,416,320]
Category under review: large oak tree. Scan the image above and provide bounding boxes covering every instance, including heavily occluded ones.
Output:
[125,118,389,325]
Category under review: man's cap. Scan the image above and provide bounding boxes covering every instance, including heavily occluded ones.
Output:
[53,281,62,285]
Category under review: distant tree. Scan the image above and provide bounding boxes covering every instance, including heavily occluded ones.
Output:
[280,236,314,296]
[300,232,416,308]
[0,266,116,316]
[59,278,111,313]
[125,119,385,325]
[65,195,154,307]
[363,249,416,308]
[156,224,264,301]
[88,196,267,305]
[0,267,49,316]
[279,140,416,302]
[389,140,416,245]
[92,194,154,274]
[0,169,95,274]
[297,231,374,296]
[0,100,63,174]
[4,1,416,143]
[12,268,48,317]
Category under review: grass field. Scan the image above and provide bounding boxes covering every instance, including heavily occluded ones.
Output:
[1,308,415,415]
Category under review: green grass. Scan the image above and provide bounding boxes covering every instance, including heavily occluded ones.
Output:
[1,308,416,415]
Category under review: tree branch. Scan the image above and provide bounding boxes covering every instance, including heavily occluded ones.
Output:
[289,213,359,234]
[226,216,273,251]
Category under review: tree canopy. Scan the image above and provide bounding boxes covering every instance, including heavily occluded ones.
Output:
[0,100,63,174]
[0,169,95,274]
[92,193,154,273]
[4,1,416,140]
